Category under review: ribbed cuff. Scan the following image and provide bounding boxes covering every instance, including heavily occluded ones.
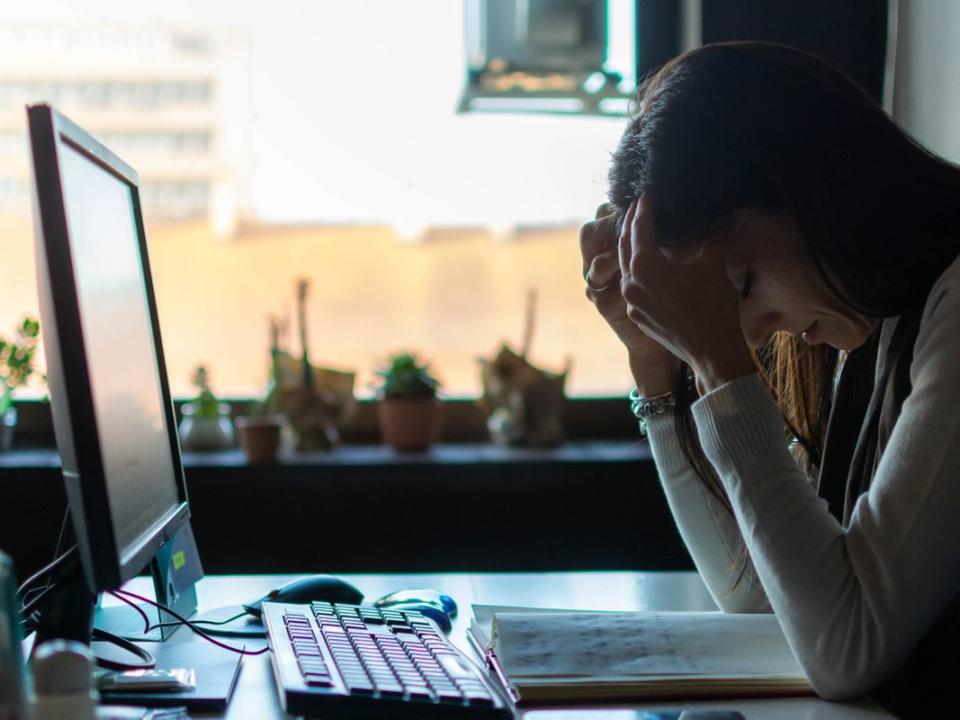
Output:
[645,412,691,474]
[691,374,784,475]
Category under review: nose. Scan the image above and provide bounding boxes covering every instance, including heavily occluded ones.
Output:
[741,309,782,349]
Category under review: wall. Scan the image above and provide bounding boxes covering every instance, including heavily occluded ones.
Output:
[891,0,960,162]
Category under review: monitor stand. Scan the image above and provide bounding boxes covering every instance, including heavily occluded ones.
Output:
[95,521,265,641]
[32,519,244,711]
[95,522,203,642]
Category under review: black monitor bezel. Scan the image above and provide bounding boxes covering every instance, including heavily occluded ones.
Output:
[28,103,190,593]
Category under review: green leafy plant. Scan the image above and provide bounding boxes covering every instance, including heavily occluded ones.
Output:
[0,317,40,414]
[188,365,223,418]
[374,352,440,399]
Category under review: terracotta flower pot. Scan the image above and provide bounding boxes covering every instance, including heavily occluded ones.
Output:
[236,415,284,464]
[377,397,443,452]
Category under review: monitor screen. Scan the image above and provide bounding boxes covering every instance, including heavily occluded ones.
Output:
[55,139,180,560]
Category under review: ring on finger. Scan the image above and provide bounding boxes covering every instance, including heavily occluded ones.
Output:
[584,268,611,293]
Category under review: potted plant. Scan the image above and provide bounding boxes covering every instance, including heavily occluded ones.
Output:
[178,365,235,451]
[374,352,443,452]
[235,401,285,464]
[0,317,40,453]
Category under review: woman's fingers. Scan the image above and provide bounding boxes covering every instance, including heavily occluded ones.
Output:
[629,193,662,280]
[580,211,620,277]
[586,249,620,290]
[618,196,658,332]
[595,202,614,220]
[618,197,637,283]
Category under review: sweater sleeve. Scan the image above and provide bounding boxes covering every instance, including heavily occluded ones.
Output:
[645,413,771,613]
[689,262,960,700]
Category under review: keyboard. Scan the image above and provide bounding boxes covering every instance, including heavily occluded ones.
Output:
[262,600,513,718]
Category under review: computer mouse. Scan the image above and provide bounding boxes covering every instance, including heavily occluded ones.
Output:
[378,601,453,633]
[374,588,458,618]
[242,575,364,618]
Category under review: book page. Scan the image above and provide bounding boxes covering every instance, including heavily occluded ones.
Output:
[491,610,805,680]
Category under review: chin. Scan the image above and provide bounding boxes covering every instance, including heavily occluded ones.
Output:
[826,329,873,351]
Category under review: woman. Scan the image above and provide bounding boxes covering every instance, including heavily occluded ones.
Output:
[580,42,960,717]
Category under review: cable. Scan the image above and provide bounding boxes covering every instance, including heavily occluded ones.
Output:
[16,545,78,597]
[149,609,250,631]
[18,513,77,625]
[18,583,58,621]
[106,590,151,634]
[113,589,269,656]
[89,627,156,671]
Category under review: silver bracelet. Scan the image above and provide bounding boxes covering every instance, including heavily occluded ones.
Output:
[629,386,676,438]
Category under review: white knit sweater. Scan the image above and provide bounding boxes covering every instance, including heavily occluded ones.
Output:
[644,253,960,701]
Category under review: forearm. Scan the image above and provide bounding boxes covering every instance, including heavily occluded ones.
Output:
[692,372,960,700]
[645,412,771,613]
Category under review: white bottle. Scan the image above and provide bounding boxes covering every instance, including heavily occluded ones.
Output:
[28,641,98,720]
[0,551,26,720]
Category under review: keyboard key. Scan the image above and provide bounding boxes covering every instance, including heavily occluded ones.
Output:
[305,676,334,687]
[407,686,434,701]
[436,687,467,703]
[465,692,495,706]
[340,670,368,681]
[365,664,393,675]
[345,680,375,695]
[300,664,328,676]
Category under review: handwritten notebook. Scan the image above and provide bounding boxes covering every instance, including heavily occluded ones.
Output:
[468,605,813,705]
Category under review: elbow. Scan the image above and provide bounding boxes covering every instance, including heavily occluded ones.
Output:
[805,667,879,702]
[797,625,893,701]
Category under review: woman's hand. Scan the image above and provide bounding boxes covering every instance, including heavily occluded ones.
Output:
[580,203,681,395]
[618,194,755,394]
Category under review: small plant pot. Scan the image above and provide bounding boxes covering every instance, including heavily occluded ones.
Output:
[178,402,235,451]
[0,406,17,453]
[377,397,443,452]
[236,415,284,464]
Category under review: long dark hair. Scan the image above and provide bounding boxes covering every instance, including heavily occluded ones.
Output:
[608,42,960,584]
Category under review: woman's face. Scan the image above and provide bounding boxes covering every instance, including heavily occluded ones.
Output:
[720,212,878,351]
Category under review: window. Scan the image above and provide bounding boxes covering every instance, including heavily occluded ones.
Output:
[0,1,635,399]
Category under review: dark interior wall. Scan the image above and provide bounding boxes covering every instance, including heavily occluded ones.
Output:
[0,450,693,581]
[701,0,889,102]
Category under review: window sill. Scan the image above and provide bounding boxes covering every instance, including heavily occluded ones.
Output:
[6,396,643,448]
[0,440,650,470]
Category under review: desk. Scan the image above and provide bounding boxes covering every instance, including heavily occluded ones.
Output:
[117,572,893,719]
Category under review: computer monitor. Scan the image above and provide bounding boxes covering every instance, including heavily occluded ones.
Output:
[27,103,190,628]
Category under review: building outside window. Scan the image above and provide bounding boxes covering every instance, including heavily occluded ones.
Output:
[0,1,634,400]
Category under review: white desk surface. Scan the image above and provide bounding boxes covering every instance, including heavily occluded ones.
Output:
[114,572,893,719]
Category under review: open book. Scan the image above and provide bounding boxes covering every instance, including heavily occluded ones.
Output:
[468,605,813,705]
